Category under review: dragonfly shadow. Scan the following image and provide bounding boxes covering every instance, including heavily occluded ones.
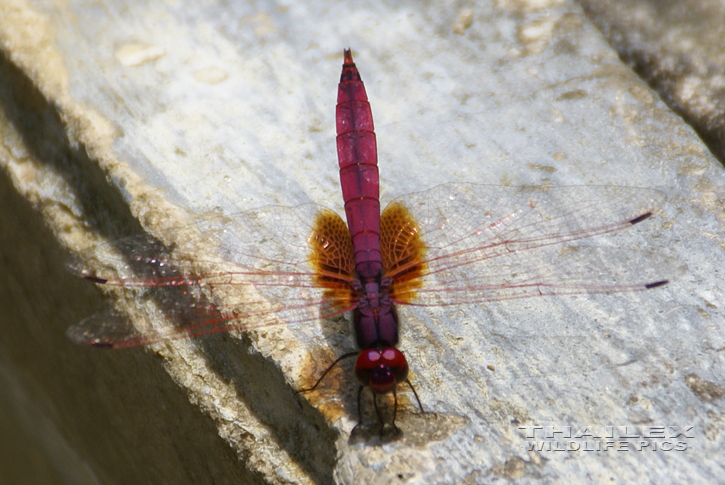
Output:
[295,314,360,426]
[348,404,468,447]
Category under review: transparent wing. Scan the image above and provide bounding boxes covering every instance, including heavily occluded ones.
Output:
[68,183,671,347]
[387,184,669,306]
[67,203,351,348]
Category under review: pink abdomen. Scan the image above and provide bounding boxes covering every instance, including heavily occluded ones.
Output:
[336,50,382,279]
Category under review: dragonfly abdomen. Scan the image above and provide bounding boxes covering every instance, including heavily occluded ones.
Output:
[336,49,382,280]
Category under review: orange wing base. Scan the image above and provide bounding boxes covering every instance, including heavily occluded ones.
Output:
[309,203,427,309]
[380,202,427,303]
[309,209,356,314]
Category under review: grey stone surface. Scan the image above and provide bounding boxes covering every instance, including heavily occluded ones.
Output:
[580,0,725,164]
[0,0,723,483]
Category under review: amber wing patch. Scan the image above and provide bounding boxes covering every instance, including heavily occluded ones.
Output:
[380,202,427,303]
[309,209,356,315]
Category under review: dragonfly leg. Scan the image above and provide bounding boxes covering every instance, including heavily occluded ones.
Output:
[406,378,426,414]
[354,384,365,426]
[372,392,387,439]
[296,351,358,393]
[349,385,407,442]
[372,390,383,422]
[384,388,403,440]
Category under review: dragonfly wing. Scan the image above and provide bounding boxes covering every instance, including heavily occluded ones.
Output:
[70,203,331,281]
[385,183,669,306]
[409,246,674,306]
[69,203,352,347]
[194,203,324,271]
[66,289,345,349]
[182,203,355,318]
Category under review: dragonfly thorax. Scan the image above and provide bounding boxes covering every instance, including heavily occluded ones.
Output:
[351,276,393,310]
[352,276,399,349]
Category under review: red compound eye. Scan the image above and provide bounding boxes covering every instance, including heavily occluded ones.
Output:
[354,348,409,394]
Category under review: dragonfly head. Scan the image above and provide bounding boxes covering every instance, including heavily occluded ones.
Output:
[354,347,409,393]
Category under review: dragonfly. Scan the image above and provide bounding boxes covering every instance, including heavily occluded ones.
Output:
[69,49,669,431]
